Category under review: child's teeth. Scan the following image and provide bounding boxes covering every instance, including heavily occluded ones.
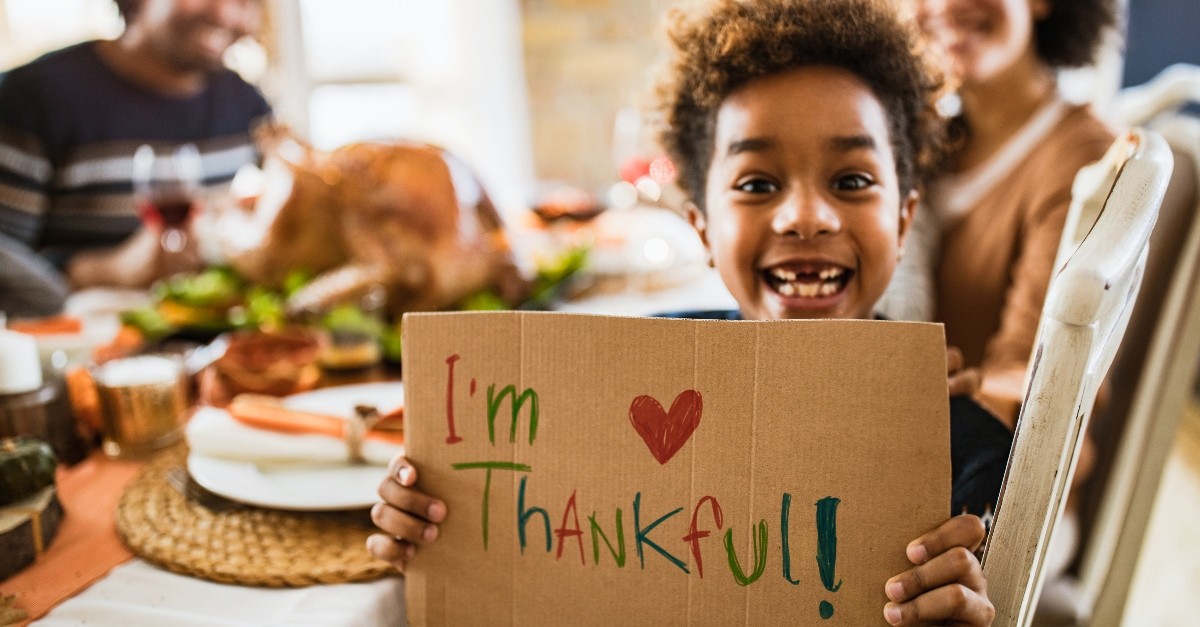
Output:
[772,268,797,281]
[818,268,843,280]
[770,266,847,299]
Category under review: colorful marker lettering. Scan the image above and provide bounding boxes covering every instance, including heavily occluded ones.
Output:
[443,354,463,444]
[723,520,769,586]
[518,476,552,554]
[589,509,627,567]
[487,384,540,445]
[682,495,724,579]
[555,490,586,565]
[451,460,532,550]
[816,496,842,619]
[633,493,689,574]
[781,493,800,585]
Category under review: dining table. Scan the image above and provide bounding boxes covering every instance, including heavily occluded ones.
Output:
[1,265,736,627]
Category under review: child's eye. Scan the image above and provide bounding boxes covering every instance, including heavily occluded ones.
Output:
[734,178,779,194]
[834,174,874,191]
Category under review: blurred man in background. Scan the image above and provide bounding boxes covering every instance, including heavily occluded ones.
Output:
[0,0,270,298]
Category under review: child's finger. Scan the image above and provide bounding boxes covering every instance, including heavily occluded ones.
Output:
[386,455,417,486]
[371,502,440,546]
[907,515,987,564]
[946,346,965,374]
[366,533,416,572]
[377,476,447,523]
[885,546,985,602]
[948,367,981,397]
[883,584,994,626]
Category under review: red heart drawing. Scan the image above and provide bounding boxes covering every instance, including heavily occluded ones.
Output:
[628,390,703,465]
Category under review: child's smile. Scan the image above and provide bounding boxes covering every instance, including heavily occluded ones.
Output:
[763,260,853,303]
[691,65,917,321]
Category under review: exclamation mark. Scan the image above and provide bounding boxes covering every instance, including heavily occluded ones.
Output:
[815,497,842,619]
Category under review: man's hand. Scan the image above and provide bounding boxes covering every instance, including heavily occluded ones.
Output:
[66,226,202,289]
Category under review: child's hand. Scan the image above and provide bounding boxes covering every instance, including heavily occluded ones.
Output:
[946,346,981,397]
[883,514,994,626]
[366,454,447,573]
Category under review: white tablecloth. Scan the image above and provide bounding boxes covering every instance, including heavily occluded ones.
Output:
[34,560,405,627]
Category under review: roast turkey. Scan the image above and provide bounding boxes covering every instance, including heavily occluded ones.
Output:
[225,127,528,316]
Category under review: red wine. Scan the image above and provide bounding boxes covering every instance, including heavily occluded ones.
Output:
[138,197,195,229]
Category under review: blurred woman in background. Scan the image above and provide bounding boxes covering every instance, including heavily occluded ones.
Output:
[883,0,1118,426]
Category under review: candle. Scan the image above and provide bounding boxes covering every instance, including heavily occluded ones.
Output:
[94,355,181,387]
[0,330,44,395]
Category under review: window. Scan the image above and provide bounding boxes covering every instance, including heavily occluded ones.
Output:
[268,0,534,213]
[0,0,121,68]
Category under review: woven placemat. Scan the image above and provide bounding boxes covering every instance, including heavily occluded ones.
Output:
[116,446,395,587]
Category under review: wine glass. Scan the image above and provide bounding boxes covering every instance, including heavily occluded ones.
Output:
[132,143,203,254]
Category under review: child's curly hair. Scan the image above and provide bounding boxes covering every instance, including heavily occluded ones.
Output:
[651,0,946,211]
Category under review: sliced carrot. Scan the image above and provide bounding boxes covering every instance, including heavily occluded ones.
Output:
[227,394,404,445]
[9,315,83,335]
[365,430,405,446]
[373,406,404,431]
[93,326,145,364]
[228,394,345,438]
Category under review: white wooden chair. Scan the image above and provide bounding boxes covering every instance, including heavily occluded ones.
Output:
[1065,67,1200,625]
[1112,64,1200,129]
[980,127,1174,627]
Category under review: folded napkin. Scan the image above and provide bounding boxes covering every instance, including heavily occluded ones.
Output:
[186,406,402,466]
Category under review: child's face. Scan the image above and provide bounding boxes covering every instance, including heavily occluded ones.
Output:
[690,66,917,321]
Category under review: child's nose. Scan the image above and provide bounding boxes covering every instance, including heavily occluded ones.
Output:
[771,193,841,239]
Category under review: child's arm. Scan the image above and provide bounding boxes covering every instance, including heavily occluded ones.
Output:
[367,454,447,573]
[883,514,995,626]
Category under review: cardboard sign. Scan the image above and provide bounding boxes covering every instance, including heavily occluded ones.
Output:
[402,312,950,626]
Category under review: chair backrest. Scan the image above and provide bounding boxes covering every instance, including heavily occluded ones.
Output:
[980,128,1174,627]
[1112,63,1200,127]
[1073,114,1200,623]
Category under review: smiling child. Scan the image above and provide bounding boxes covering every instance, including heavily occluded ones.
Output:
[370,1,1008,624]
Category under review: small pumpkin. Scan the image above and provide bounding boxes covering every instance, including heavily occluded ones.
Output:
[0,437,57,507]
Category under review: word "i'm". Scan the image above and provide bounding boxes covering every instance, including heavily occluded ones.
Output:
[444,353,542,550]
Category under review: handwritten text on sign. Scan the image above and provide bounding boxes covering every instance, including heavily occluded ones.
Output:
[443,354,844,618]
[403,313,949,626]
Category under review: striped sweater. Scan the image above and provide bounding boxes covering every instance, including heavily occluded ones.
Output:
[0,41,271,265]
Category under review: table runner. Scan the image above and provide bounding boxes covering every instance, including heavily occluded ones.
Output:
[0,451,142,624]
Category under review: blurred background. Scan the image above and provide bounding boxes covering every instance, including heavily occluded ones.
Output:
[0,0,681,215]
[4,0,1192,215]
[1,0,1196,208]
[1,1,1198,625]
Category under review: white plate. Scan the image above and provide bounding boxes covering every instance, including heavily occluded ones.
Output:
[281,381,404,419]
[30,315,121,368]
[585,207,707,278]
[187,382,404,511]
